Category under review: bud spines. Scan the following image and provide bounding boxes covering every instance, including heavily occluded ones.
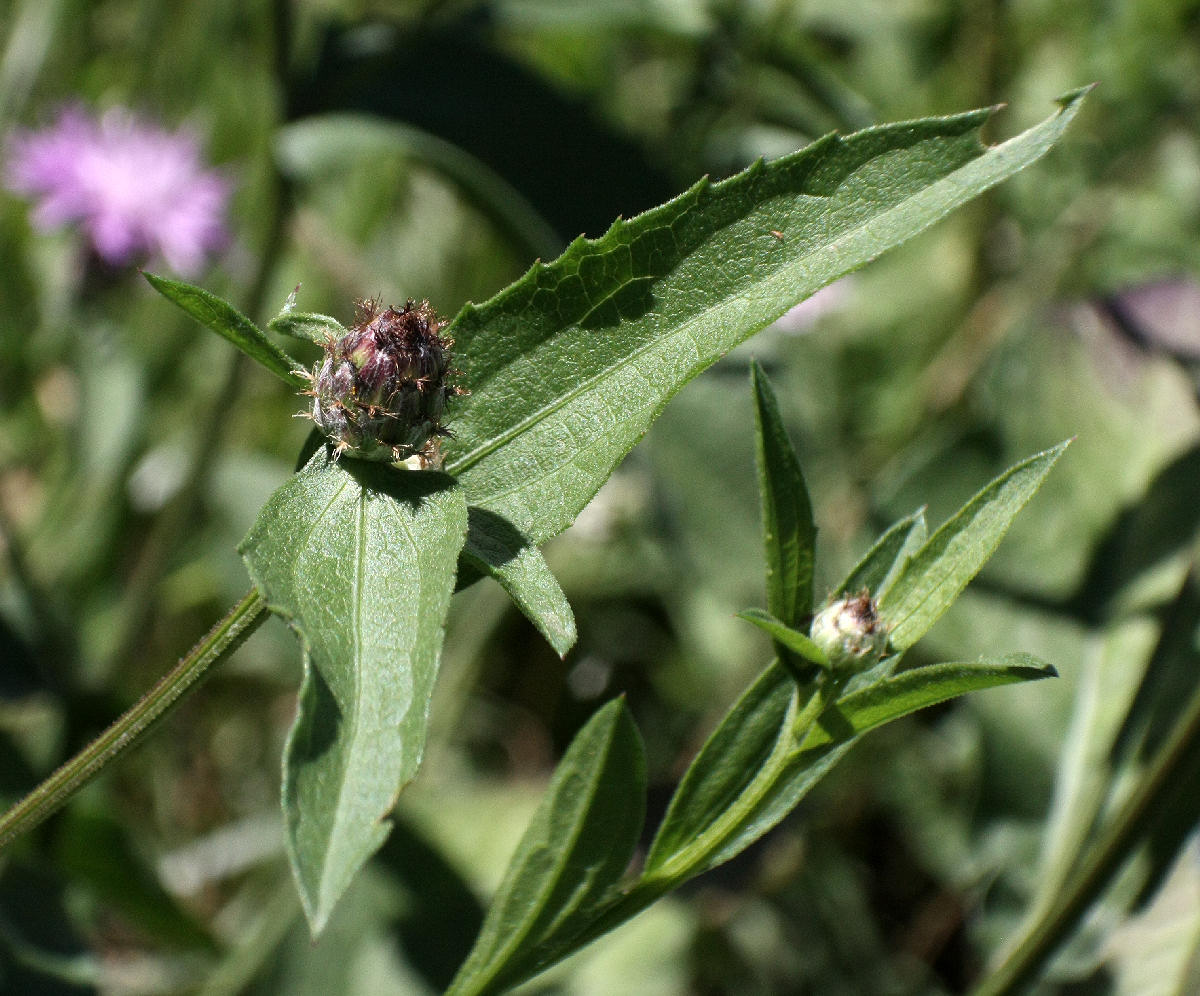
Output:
[306,298,462,468]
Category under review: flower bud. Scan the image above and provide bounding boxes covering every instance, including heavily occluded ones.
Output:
[809,591,889,674]
[309,299,461,467]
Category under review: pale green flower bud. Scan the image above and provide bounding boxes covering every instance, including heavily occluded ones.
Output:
[810,591,889,674]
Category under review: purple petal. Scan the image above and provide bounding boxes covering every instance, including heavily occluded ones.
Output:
[6,104,232,274]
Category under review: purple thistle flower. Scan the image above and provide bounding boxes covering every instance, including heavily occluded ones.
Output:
[6,105,231,275]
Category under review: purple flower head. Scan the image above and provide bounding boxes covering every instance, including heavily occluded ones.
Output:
[6,105,231,275]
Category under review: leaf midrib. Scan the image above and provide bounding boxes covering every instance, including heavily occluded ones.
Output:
[318,488,369,901]
[316,483,426,908]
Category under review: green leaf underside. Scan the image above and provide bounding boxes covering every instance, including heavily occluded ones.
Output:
[881,441,1070,651]
[737,608,830,669]
[447,699,645,996]
[268,311,347,345]
[144,273,308,390]
[442,91,1089,564]
[645,654,1055,878]
[239,453,467,934]
[751,360,816,627]
[460,508,577,656]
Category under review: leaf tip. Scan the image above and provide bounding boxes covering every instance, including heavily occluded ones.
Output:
[1049,436,1075,459]
[303,900,331,941]
[748,355,766,384]
[1057,83,1098,110]
[1004,652,1058,681]
[548,623,577,659]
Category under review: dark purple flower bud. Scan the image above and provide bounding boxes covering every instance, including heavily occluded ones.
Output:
[309,299,461,467]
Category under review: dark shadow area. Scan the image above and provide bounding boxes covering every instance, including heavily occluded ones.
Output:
[340,456,458,509]
[0,865,94,995]
[459,505,530,577]
[376,816,485,991]
[289,14,678,243]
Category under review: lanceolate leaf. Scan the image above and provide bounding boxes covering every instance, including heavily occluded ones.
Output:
[459,509,577,657]
[751,360,816,627]
[144,273,308,390]
[736,608,830,670]
[836,509,928,602]
[645,654,1056,880]
[881,441,1070,651]
[442,91,1089,576]
[268,311,347,345]
[798,654,1057,753]
[447,699,645,996]
[643,662,797,877]
[239,453,468,935]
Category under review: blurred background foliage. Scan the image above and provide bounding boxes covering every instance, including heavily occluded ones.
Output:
[1,0,1199,992]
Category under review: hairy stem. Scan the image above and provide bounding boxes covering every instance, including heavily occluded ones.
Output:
[0,589,267,851]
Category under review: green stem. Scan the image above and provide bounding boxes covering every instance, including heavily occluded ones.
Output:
[0,589,267,852]
[639,672,843,888]
[973,645,1200,995]
[492,671,848,993]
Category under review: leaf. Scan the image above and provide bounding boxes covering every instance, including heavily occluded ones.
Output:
[239,453,468,935]
[460,508,577,657]
[267,311,346,345]
[881,441,1071,651]
[144,273,308,389]
[447,699,646,996]
[751,359,816,627]
[643,663,797,877]
[645,654,1056,880]
[798,654,1058,753]
[977,659,1200,995]
[736,608,830,670]
[442,91,1089,574]
[836,508,928,602]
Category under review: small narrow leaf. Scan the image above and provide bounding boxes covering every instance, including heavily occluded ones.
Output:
[443,91,1088,566]
[736,608,830,670]
[267,311,347,345]
[239,453,468,935]
[836,508,928,601]
[448,699,645,996]
[460,508,577,656]
[144,273,308,389]
[751,360,816,627]
[881,441,1070,650]
[797,654,1058,754]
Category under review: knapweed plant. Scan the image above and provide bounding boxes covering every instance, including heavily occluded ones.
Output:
[0,89,1089,989]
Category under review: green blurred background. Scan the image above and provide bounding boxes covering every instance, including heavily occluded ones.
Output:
[1,0,1199,992]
